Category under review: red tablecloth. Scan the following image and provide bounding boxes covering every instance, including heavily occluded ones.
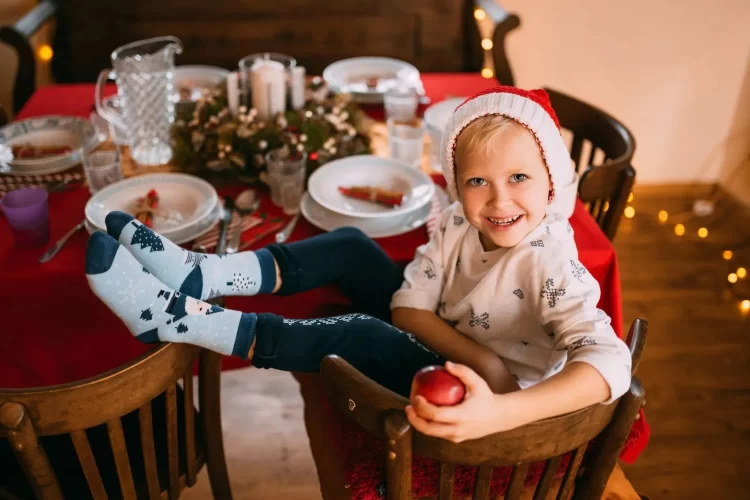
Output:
[0,74,645,463]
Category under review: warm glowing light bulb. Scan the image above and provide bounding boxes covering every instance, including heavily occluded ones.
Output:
[624,206,635,218]
[603,201,610,211]
[674,224,685,236]
[481,68,494,79]
[723,250,733,260]
[38,44,53,62]
[658,210,668,222]
[741,300,750,312]
[628,193,634,203]
[481,38,494,50]
[474,9,487,20]
[698,227,708,238]
[738,268,747,279]
[728,273,738,284]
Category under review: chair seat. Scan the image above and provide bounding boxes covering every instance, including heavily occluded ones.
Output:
[321,399,567,500]
[0,385,203,499]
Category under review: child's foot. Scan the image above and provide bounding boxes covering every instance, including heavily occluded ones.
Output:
[104,211,277,300]
[85,231,256,358]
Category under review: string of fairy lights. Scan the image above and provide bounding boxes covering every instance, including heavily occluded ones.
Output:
[621,193,750,316]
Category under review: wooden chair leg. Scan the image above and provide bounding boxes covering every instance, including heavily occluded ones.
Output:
[385,410,412,500]
[292,372,351,500]
[199,350,233,500]
[574,378,645,499]
[0,402,64,500]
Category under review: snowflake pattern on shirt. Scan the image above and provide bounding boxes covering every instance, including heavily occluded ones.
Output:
[540,279,566,308]
[469,308,490,329]
[566,336,598,353]
[531,240,544,248]
[423,263,436,280]
[570,260,588,283]
[513,288,525,299]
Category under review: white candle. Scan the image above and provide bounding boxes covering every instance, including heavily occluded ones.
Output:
[290,66,306,110]
[226,72,239,116]
[251,60,286,120]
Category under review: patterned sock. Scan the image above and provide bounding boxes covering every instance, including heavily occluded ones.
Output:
[104,211,276,300]
[85,231,256,358]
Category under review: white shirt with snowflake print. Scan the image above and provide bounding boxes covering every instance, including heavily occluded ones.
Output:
[390,202,631,403]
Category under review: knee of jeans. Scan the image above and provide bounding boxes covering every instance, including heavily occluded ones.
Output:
[333,227,378,252]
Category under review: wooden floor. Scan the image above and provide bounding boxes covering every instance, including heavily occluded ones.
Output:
[184,185,750,499]
[616,185,750,498]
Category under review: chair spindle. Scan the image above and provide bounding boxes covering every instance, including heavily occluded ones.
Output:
[106,418,137,499]
[138,402,161,500]
[70,430,107,500]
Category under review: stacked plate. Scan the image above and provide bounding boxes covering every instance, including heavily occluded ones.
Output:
[0,116,101,175]
[303,155,435,238]
[423,97,465,172]
[323,57,423,104]
[84,173,220,245]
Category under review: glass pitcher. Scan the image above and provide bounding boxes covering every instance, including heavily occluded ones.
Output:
[95,36,183,166]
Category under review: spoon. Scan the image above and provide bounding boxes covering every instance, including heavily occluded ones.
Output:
[39,220,86,263]
[226,190,261,253]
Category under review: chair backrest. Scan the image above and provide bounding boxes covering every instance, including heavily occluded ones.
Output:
[321,319,648,500]
[0,343,232,500]
[544,88,636,175]
[471,0,520,86]
[0,0,59,114]
[578,162,636,242]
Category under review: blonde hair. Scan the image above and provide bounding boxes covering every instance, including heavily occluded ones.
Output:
[454,114,514,165]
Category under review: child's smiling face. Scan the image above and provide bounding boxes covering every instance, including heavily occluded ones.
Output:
[456,120,551,251]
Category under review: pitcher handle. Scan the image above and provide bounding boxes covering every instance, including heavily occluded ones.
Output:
[95,69,126,131]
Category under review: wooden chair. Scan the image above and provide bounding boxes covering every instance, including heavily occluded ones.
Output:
[320,318,648,500]
[0,343,233,500]
[0,0,59,114]
[541,88,637,242]
[577,162,636,242]
[543,88,635,175]
[468,0,520,85]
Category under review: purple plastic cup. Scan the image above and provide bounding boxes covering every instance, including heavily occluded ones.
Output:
[0,188,50,247]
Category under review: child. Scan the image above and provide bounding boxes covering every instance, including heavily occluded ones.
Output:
[85,86,630,443]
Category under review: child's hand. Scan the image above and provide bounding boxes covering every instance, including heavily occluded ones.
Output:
[405,362,518,443]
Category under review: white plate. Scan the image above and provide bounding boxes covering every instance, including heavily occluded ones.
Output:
[424,97,466,136]
[174,65,230,102]
[323,57,421,104]
[86,197,221,245]
[85,173,218,239]
[0,116,101,175]
[300,192,433,238]
[307,155,434,219]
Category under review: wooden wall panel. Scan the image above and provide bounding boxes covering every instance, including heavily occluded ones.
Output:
[55,0,477,82]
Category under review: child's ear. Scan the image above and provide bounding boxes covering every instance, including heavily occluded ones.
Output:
[548,189,554,205]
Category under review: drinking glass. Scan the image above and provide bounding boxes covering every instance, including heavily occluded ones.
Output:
[265,148,307,214]
[83,150,123,194]
[384,85,419,121]
[388,118,424,169]
[1,188,49,247]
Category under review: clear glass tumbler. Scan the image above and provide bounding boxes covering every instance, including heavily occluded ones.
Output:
[388,118,424,169]
[83,150,123,194]
[265,148,307,214]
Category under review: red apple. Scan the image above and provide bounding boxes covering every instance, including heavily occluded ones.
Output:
[412,365,466,406]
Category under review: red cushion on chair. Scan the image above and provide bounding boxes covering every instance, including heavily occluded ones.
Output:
[325,404,571,500]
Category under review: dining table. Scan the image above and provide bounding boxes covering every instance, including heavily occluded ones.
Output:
[0,74,648,494]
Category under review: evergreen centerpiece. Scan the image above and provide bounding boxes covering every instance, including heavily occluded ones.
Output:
[170,78,372,184]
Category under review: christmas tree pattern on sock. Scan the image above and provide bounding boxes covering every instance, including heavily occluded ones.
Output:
[105,211,276,300]
[85,231,256,358]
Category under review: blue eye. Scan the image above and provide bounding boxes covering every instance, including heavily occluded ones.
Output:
[510,173,528,183]
[468,178,487,187]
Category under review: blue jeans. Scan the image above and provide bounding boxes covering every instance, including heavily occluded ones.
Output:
[251,227,444,397]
